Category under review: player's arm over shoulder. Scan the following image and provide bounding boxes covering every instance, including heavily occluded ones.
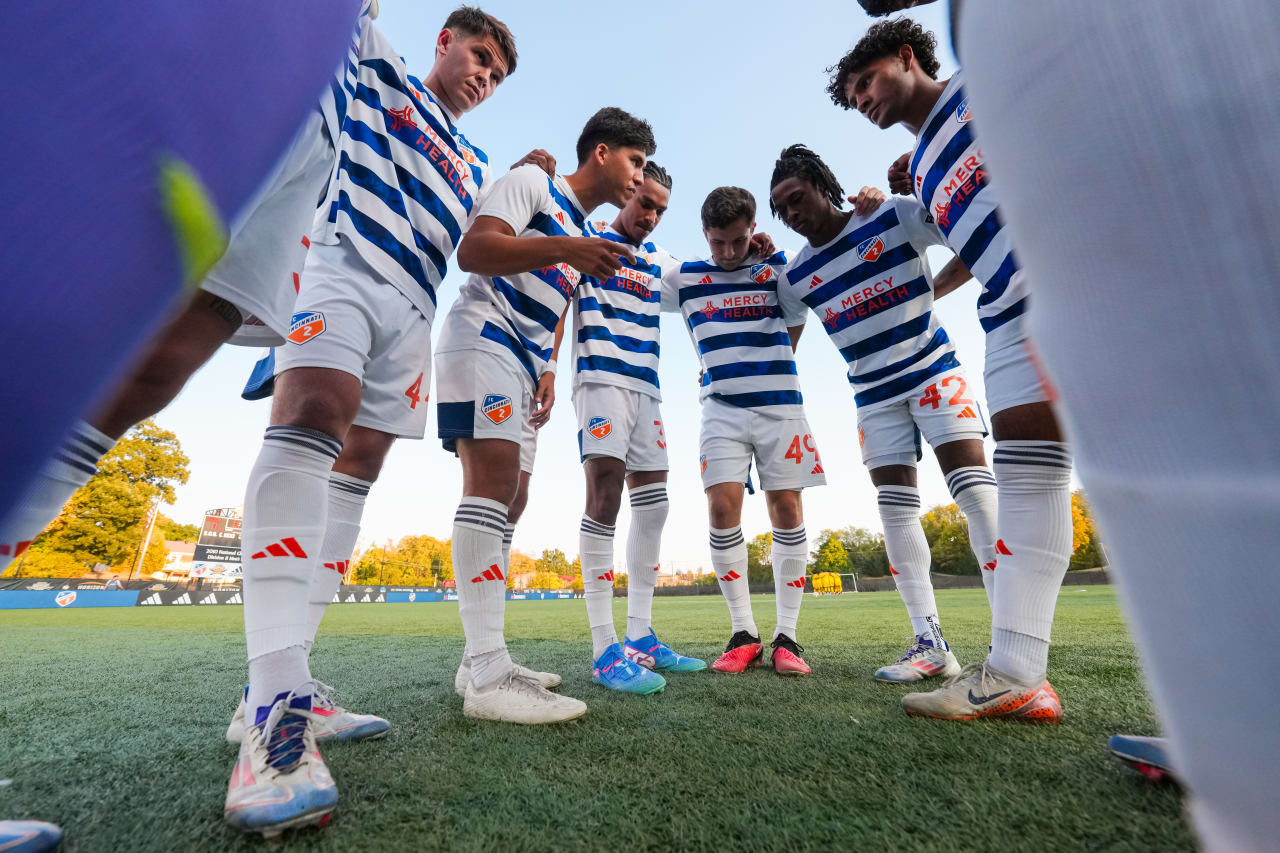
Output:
[895,196,945,251]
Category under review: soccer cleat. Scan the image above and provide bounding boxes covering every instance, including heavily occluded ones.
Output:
[0,820,62,853]
[463,671,588,724]
[900,660,1063,723]
[454,660,562,698]
[770,634,811,676]
[874,634,962,682]
[1109,735,1179,784]
[223,692,338,838]
[592,643,667,694]
[711,630,763,673]
[225,682,389,743]
[624,629,707,672]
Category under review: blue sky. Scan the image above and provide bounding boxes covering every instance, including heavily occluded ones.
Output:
[160,1,997,573]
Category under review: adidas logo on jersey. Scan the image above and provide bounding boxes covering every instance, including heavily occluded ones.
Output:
[718,570,741,582]
[785,578,805,588]
[698,274,713,285]
[811,461,824,474]
[808,275,823,289]
[995,539,1013,555]
[250,537,308,560]
[323,560,349,574]
[597,570,614,582]
[956,406,978,419]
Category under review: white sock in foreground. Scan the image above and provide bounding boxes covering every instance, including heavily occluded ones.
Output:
[579,515,618,658]
[0,420,113,572]
[452,497,511,689]
[877,484,943,646]
[987,441,1073,683]
[771,526,807,641]
[242,425,340,721]
[625,484,667,640]
[945,465,1000,609]
[303,472,371,653]
[710,526,756,637]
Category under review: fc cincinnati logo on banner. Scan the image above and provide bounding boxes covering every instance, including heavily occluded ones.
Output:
[55,591,77,607]
[482,394,512,424]
[856,235,885,262]
[956,97,971,123]
[588,416,612,440]
[750,263,774,284]
[287,311,326,344]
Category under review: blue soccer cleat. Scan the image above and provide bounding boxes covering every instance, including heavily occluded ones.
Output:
[0,821,62,853]
[592,643,667,694]
[1109,735,1179,784]
[624,630,708,673]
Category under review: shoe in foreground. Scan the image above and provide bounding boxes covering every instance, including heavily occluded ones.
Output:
[225,682,389,743]
[463,671,587,724]
[454,660,562,698]
[592,643,667,694]
[1109,735,1178,784]
[874,635,961,682]
[900,660,1062,723]
[224,692,338,837]
[770,634,811,676]
[711,630,763,674]
[0,820,62,853]
[624,629,707,672]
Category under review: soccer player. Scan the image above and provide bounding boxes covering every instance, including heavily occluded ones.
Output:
[0,4,373,577]
[661,187,821,677]
[770,144,1000,682]
[826,19,1071,722]
[224,7,556,836]
[553,161,708,695]
[437,106,656,722]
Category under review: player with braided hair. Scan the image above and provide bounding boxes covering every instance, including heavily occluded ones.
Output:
[771,143,1001,683]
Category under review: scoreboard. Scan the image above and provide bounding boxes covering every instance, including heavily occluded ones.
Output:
[193,507,242,564]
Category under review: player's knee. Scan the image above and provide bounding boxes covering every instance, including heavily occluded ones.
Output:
[271,368,360,438]
[584,489,622,525]
[707,500,739,530]
[767,492,803,529]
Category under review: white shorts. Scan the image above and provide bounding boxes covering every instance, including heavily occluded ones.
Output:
[699,397,826,492]
[203,109,334,347]
[984,332,1053,416]
[857,367,989,469]
[572,384,668,472]
[436,348,538,473]
[274,238,433,439]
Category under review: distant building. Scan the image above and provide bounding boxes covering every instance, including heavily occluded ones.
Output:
[160,540,196,579]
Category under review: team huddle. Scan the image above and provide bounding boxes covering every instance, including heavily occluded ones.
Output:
[0,5,1079,839]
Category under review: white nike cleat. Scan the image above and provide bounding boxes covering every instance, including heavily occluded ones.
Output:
[462,671,586,724]
[225,682,389,743]
[454,661,562,698]
[223,691,338,838]
[900,660,1063,723]
[874,635,962,682]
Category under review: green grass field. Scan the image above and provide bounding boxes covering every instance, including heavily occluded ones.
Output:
[0,587,1192,851]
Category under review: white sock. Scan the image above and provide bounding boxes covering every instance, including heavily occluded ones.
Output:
[242,425,339,720]
[988,441,1073,682]
[0,421,112,572]
[877,484,944,646]
[580,515,618,658]
[771,525,807,641]
[945,465,1000,609]
[247,648,313,727]
[303,472,370,653]
[452,497,511,689]
[625,484,667,640]
[710,526,756,636]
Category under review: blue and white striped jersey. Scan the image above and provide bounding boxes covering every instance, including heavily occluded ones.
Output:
[779,197,960,410]
[436,164,591,387]
[316,1,371,148]
[661,251,806,419]
[314,20,491,324]
[572,224,678,400]
[911,71,1025,352]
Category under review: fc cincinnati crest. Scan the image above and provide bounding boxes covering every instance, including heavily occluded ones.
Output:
[856,235,884,262]
[955,97,971,123]
[750,263,774,284]
[287,311,326,344]
[55,591,77,607]
[699,455,708,475]
[482,394,512,424]
[588,416,612,440]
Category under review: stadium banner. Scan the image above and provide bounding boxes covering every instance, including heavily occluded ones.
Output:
[192,506,242,564]
[508,591,580,600]
[333,585,387,604]
[136,588,243,606]
[0,590,140,609]
[385,588,446,603]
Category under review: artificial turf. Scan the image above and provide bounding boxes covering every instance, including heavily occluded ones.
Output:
[0,587,1193,851]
